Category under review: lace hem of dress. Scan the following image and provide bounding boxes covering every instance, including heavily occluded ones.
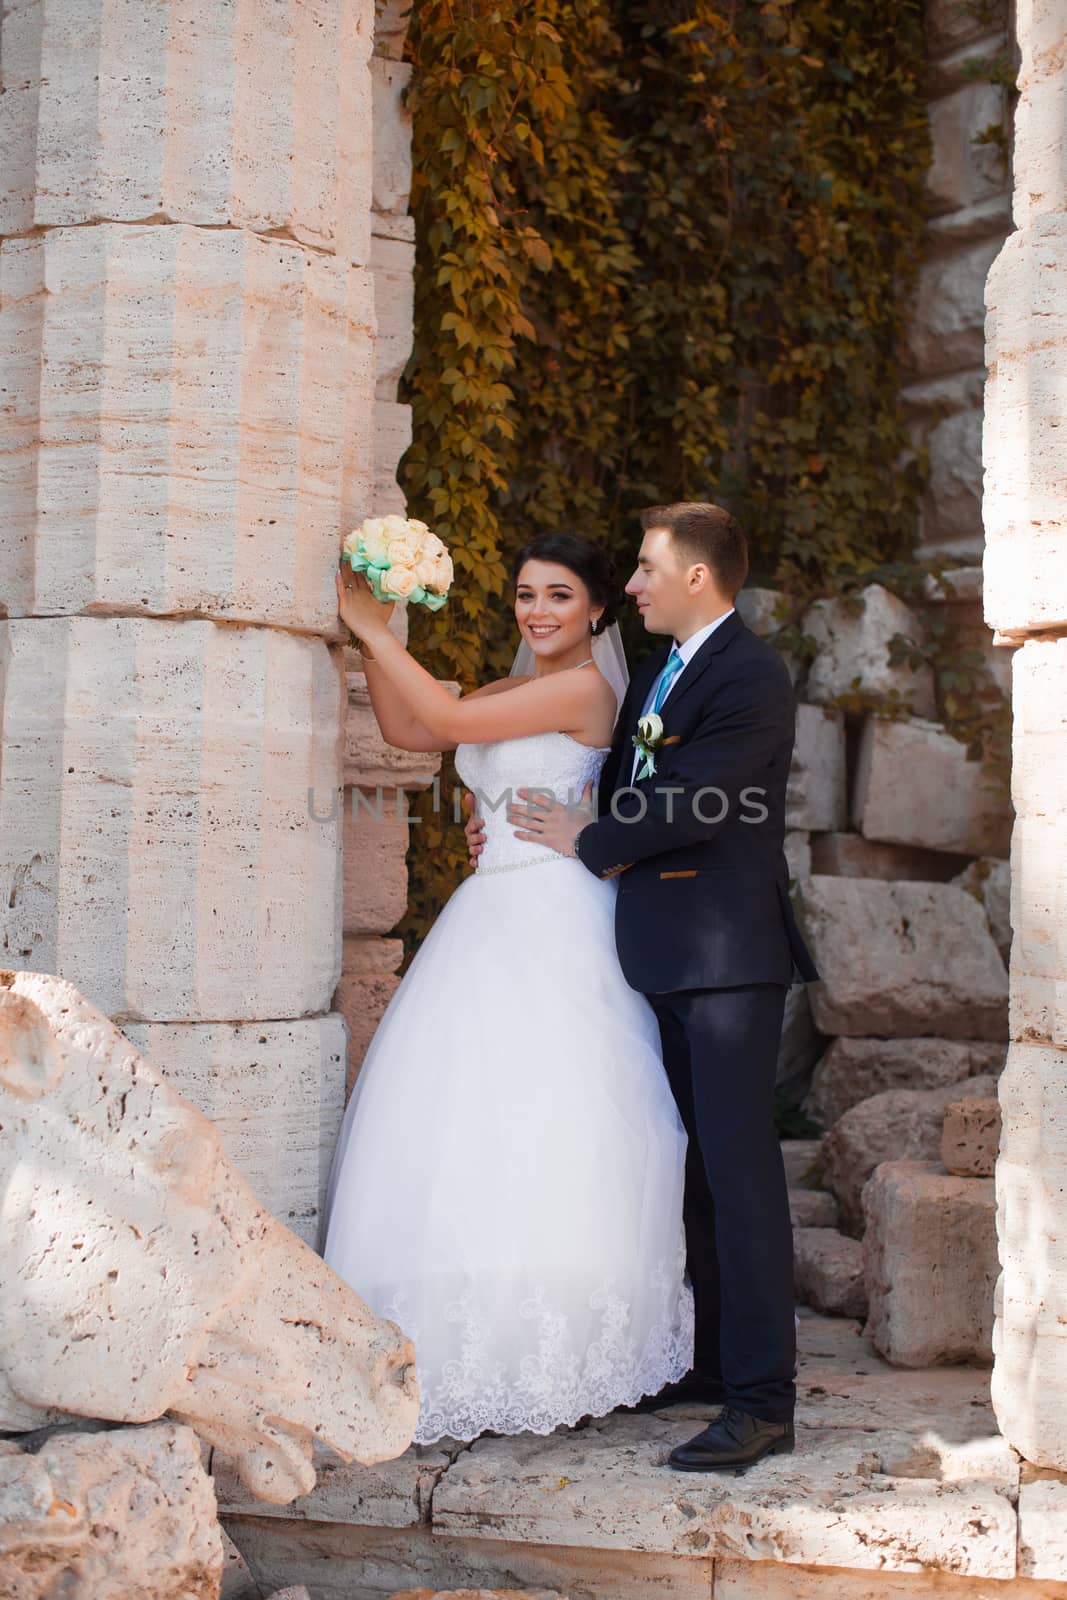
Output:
[382,1269,695,1446]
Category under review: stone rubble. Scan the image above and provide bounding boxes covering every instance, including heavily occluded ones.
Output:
[801,585,937,718]
[805,1036,1004,1129]
[793,1228,868,1320]
[941,1096,1001,1178]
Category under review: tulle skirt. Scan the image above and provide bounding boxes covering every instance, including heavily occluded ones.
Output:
[323,855,694,1443]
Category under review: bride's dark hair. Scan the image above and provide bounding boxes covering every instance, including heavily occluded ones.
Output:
[510,533,620,637]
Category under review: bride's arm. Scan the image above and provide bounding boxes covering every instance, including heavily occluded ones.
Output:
[343,577,605,746]
[337,571,454,752]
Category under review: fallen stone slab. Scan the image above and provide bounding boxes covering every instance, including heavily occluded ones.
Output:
[0,1424,222,1600]
[941,1096,1001,1177]
[805,1037,1004,1129]
[822,1074,999,1234]
[797,877,1008,1039]
[221,1528,262,1599]
[863,1161,997,1368]
[794,1228,867,1318]
[809,831,963,882]
[786,705,847,832]
[802,585,936,718]
[431,1412,1016,1577]
[213,1441,454,1529]
[852,716,1011,858]
[1018,1476,1067,1581]
[789,1189,839,1228]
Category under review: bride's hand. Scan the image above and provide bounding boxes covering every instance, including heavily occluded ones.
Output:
[336,568,394,640]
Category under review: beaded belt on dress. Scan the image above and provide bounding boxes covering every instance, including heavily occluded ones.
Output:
[476,851,569,876]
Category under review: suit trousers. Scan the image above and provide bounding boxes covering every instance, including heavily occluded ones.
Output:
[649,983,796,1422]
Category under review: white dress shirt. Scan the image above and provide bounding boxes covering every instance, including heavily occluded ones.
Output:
[630,608,735,781]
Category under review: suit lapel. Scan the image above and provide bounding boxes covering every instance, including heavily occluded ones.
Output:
[602,644,668,799]
[658,611,744,725]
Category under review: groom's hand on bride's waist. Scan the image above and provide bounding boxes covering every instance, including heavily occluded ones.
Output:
[508,783,595,858]
[462,793,486,864]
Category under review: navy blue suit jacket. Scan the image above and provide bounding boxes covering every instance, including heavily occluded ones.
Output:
[575,612,818,995]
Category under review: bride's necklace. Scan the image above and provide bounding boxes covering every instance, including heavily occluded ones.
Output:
[574,658,594,669]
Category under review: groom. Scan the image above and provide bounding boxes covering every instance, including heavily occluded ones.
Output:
[487,501,817,1471]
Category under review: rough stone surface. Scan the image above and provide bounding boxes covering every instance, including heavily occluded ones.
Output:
[809,832,962,883]
[387,1592,562,1599]
[852,717,1011,859]
[941,1096,1001,1178]
[346,671,447,791]
[0,1424,222,1599]
[0,617,344,1023]
[801,585,936,717]
[371,230,416,399]
[793,1228,867,1319]
[798,877,1009,1040]
[221,1527,262,1600]
[344,790,410,936]
[952,857,1012,960]
[780,1139,824,1190]
[0,971,418,1504]
[786,706,847,833]
[716,1562,1066,1599]
[984,219,1067,637]
[823,1074,998,1235]
[123,1015,347,1246]
[0,0,375,260]
[1018,1477,1067,1581]
[789,1189,838,1229]
[805,1037,1004,1130]
[335,936,404,1094]
[0,226,377,628]
[431,1412,1017,1577]
[735,587,785,636]
[783,829,811,884]
[863,1161,997,1368]
[992,1042,1067,1469]
[907,234,1004,381]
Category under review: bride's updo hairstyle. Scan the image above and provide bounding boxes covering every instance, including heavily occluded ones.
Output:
[511,533,620,637]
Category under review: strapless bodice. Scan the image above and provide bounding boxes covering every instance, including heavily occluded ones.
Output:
[455,732,609,874]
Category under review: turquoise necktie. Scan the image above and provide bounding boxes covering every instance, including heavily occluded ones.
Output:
[650,647,684,715]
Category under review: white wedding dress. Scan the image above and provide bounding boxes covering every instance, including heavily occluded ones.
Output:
[323,729,694,1443]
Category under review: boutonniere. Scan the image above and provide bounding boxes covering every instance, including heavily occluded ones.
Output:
[633,713,666,780]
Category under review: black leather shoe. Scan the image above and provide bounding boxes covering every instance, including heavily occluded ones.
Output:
[668,1405,795,1471]
[624,1371,727,1414]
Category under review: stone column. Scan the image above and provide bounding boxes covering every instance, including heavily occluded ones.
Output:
[0,0,418,1243]
[983,0,1067,1468]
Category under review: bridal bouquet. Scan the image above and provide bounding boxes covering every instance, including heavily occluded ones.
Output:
[341,516,454,612]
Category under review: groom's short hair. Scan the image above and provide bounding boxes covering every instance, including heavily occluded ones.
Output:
[641,502,749,598]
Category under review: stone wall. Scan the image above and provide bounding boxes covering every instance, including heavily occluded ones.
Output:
[982,0,1067,1473]
[906,0,1014,561]
[0,0,422,1242]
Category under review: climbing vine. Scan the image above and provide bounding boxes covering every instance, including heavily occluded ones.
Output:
[397,0,932,948]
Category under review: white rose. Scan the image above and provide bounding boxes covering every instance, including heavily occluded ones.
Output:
[388,532,422,567]
[421,531,446,561]
[408,519,430,537]
[432,552,454,593]
[342,528,363,557]
[415,556,439,590]
[383,514,410,539]
[361,522,391,565]
[382,563,418,599]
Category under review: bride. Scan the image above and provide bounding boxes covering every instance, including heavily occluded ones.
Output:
[325,531,693,1444]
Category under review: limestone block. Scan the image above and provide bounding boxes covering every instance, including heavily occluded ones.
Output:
[852,717,1011,858]
[927,83,1011,217]
[1009,814,1067,1048]
[716,1564,1065,1600]
[808,832,960,882]
[214,1439,453,1529]
[0,971,419,1502]
[793,1228,867,1319]
[805,1037,1004,1130]
[784,829,811,883]
[906,234,1003,380]
[823,1075,998,1235]
[952,857,1012,960]
[863,1161,997,1367]
[919,404,983,553]
[735,586,785,636]
[432,1412,1017,1576]
[927,0,1005,52]
[375,399,414,516]
[0,226,376,628]
[0,0,375,260]
[344,789,410,936]
[372,56,414,217]
[781,1139,824,1190]
[992,1042,1067,1469]
[0,617,343,1023]
[123,1015,347,1246]
[790,1190,839,1228]
[388,1593,562,1599]
[983,219,1067,637]
[0,1423,222,1600]
[372,230,416,398]
[1018,1477,1067,1581]
[785,705,846,832]
[266,1590,311,1600]
[374,0,414,60]
[802,586,936,717]
[941,1096,1001,1177]
[345,671,446,790]
[798,877,1009,1039]
[221,1527,261,1600]
[336,936,404,1094]
[1012,0,1067,228]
